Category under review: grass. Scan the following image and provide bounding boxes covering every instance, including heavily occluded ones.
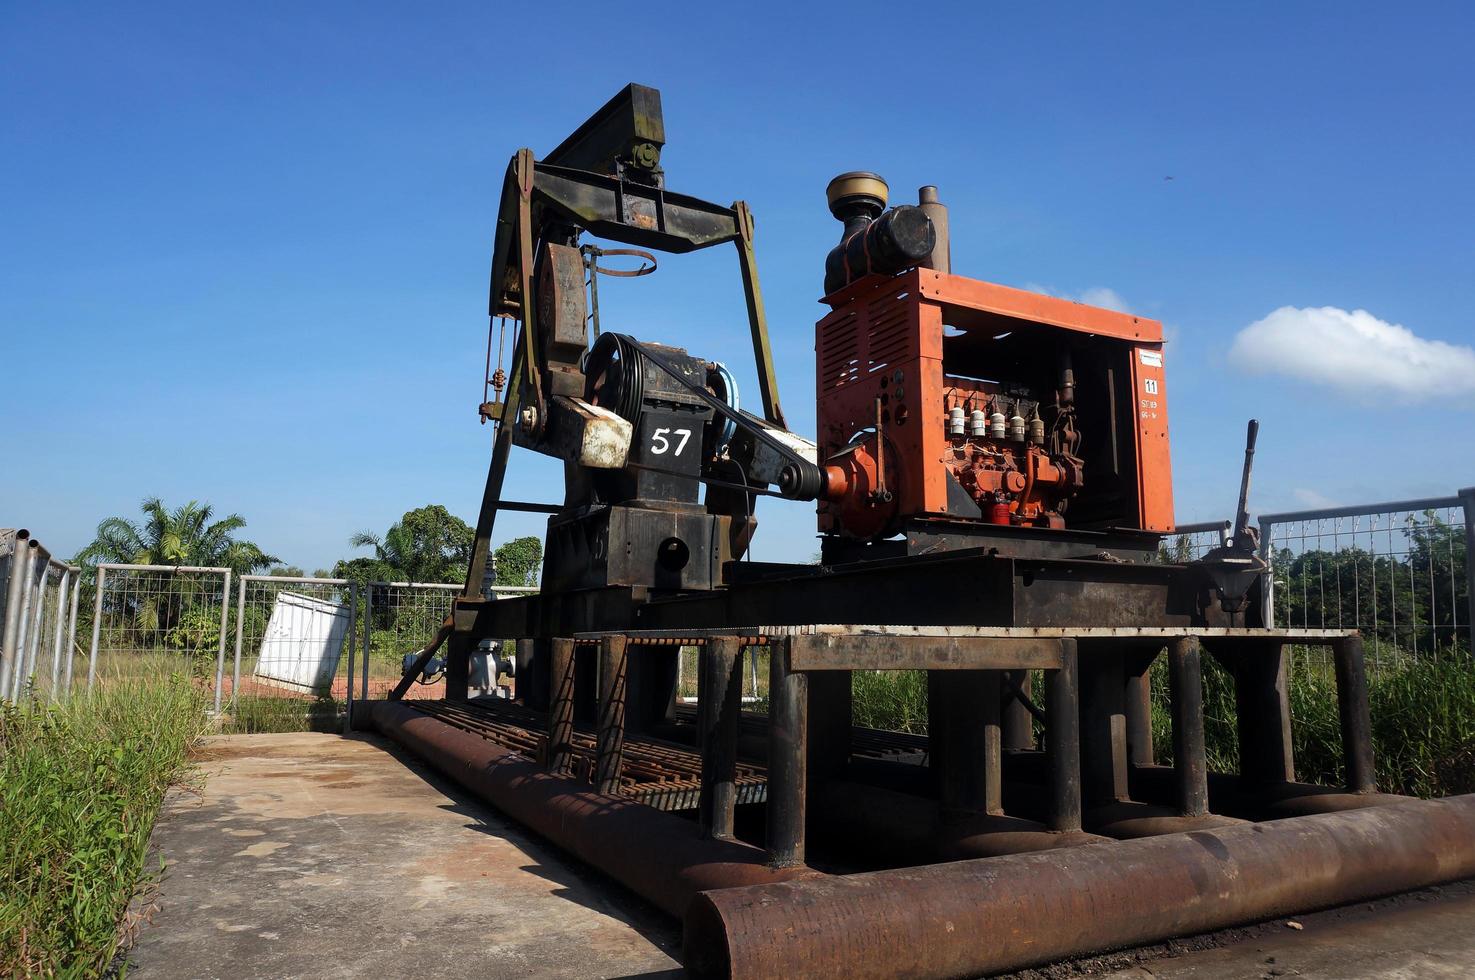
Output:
[0,666,210,978]
[845,652,1475,800]
[220,694,342,734]
[852,669,929,734]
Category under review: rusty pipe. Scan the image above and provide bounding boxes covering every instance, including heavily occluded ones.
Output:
[685,793,1475,980]
[370,700,815,918]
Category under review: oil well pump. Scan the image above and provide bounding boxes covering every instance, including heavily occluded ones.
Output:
[365,85,1475,979]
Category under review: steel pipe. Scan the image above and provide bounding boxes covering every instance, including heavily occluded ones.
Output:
[1333,634,1376,794]
[1167,635,1208,817]
[685,794,1475,980]
[370,700,813,918]
[766,637,807,867]
[1045,639,1082,832]
[547,637,576,773]
[698,636,742,839]
[596,635,628,795]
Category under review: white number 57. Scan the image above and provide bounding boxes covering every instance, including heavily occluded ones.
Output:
[650,427,691,456]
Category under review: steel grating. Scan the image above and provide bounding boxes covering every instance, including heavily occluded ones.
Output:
[407,697,769,812]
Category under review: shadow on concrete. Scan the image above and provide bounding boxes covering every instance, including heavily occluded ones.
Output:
[349,732,682,955]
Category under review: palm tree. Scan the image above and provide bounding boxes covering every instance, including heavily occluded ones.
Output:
[77,497,279,574]
[349,504,472,585]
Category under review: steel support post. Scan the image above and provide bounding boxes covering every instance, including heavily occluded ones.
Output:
[698,636,743,839]
[1233,641,1295,787]
[596,635,629,796]
[1045,638,1082,832]
[937,671,1001,816]
[1124,651,1155,767]
[1332,634,1377,794]
[1001,669,1034,750]
[1079,651,1129,806]
[547,637,576,774]
[1167,636,1209,817]
[445,629,471,701]
[766,637,807,867]
[515,638,535,706]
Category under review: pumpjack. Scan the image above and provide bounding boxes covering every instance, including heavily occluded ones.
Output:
[365,85,1475,979]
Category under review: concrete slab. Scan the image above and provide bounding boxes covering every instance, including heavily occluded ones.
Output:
[129,732,680,979]
[1001,879,1475,980]
[131,731,1475,980]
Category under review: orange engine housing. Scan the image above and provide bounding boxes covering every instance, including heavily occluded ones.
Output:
[816,268,1173,541]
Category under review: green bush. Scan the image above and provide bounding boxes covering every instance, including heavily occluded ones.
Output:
[0,669,209,978]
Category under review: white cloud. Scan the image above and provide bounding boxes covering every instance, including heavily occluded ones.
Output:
[1021,283,1131,313]
[1293,487,1339,509]
[1228,306,1475,401]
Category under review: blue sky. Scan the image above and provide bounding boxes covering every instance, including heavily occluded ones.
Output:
[4,3,1473,571]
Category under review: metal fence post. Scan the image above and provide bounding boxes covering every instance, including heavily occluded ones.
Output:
[344,582,358,727]
[361,583,372,701]
[64,569,80,695]
[1258,516,1274,628]
[49,567,69,697]
[88,565,106,693]
[11,549,38,701]
[0,532,31,699]
[212,570,232,715]
[231,575,247,711]
[1460,487,1475,654]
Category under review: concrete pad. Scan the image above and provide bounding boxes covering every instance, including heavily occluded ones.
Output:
[129,732,680,979]
[1013,879,1475,979]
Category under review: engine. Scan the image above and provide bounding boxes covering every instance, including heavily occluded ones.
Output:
[814,172,1173,558]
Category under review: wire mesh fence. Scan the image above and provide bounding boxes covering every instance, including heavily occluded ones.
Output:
[225,575,358,732]
[676,644,770,706]
[1258,495,1471,667]
[1157,520,1232,562]
[86,564,232,706]
[357,581,461,702]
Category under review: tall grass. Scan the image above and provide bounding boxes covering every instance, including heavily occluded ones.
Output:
[0,667,209,978]
[844,653,1475,800]
[221,694,341,734]
[1147,650,1475,798]
[852,669,929,734]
